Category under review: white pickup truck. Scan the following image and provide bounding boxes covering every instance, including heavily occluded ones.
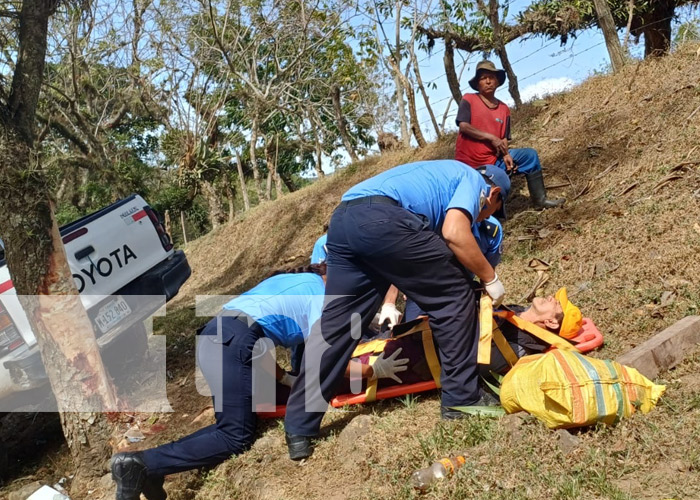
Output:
[0,194,191,402]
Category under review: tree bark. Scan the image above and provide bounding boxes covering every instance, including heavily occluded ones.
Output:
[313,128,325,178]
[222,173,235,221]
[233,150,250,211]
[200,180,225,229]
[639,2,674,57]
[443,40,463,105]
[280,172,297,192]
[0,0,117,487]
[486,0,522,107]
[408,11,441,139]
[249,115,264,202]
[164,209,172,235]
[274,134,283,199]
[592,0,626,72]
[401,74,427,148]
[180,211,188,245]
[330,85,359,162]
[393,0,410,148]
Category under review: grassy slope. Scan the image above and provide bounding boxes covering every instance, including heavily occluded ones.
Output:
[163,45,700,500]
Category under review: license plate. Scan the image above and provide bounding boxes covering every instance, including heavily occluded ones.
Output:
[95,296,132,333]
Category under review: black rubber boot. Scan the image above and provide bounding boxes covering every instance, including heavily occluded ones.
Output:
[525,170,565,209]
[111,452,167,500]
[440,392,501,420]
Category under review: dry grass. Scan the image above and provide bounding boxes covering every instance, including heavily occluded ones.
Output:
[6,45,700,500]
[160,44,700,500]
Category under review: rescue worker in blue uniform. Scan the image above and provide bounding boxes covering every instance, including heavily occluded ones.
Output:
[109,267,409,500]
[403,215,503,322]
[110,270,326,500]
[284,160,511,460]
[310,233,328,264]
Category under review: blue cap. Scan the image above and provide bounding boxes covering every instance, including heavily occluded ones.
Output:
[478,165,510,220]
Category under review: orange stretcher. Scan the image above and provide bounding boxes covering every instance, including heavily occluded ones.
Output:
[256,312,603,419]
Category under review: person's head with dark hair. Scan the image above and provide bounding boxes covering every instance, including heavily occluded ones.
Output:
[269,263,327,279]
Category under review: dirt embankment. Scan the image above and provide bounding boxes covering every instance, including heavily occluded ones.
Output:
[3,44,700,500]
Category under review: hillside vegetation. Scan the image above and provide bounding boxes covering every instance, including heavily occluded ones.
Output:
[119,45,700,499]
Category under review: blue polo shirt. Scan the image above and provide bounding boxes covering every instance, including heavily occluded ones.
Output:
[475,216,503,268]
[310,234,328,264]
[342,160,489,231]
[221,273,325,349]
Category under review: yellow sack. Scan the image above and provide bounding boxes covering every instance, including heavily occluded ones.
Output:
[500,350,666,429]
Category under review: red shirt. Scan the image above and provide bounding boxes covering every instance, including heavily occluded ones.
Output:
[455,93,511,167]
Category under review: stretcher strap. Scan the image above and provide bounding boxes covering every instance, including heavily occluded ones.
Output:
[478,294,493,364]
[364,356,379,403]
[493,311,577,351]
[352,338,391,357]
[422,330,442,388]
[492,323,519,367]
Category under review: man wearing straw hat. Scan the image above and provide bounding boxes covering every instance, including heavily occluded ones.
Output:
[455,60,565,209]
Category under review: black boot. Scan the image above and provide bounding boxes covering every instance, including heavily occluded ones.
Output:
[285,432,314,460]
[111,452,167,500]
[525,170,565,209]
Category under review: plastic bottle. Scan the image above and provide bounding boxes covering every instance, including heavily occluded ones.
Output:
[411,456,466,492]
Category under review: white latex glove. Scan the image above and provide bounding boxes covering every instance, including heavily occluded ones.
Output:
[378,302,402,329]
[280,372,297,388]
[370,347,409,383]
[484,273,506,307]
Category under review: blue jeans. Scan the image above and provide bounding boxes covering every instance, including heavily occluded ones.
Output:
[494,147,542,175]
[284,198,480,436]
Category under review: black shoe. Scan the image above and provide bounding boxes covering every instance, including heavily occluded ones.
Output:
[441,392,501,420]
[285,432,313,460]
[111,452,147,500]
[142,474,167,500]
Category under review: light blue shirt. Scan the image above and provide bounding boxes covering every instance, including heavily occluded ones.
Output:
[475,216,503,269]
[310,234,328,264]
[342,160,489,231]
[222,273,325,348]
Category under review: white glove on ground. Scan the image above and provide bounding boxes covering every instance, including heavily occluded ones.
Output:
[280,372,297,388]
[378,303,403,329]
[484,273,506,307]
[370,347,409,383]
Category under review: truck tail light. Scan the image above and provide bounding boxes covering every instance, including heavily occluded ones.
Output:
[0,303,24,355]
[144,207,173,252]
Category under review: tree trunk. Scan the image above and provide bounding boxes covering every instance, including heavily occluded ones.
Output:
[592,0,626,72]
[641,4,674,57]
[164,209,172,235]
[265,169,273,200]
[486,0,522,107]
[401,74,427,148]
[393,0,410,148]
[330,85,359,162]
[280,172,297,192]
[274,134,283,199]
[0,0,117,488]
[180,211,188,245]
[222,174,235,221]
[249,115,264,202]
[313,128,325,178]
[233,151,250,211]
[410,42,441,138]
[443,40,463,105]
[201,180,225,229]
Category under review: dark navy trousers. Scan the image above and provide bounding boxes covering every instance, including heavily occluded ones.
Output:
[140,316,261,476]
[284,199,480,436]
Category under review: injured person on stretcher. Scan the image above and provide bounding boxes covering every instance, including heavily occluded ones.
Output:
[258,287,597,417]
[333,287,585,396]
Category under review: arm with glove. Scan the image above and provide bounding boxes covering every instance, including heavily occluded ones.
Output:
[442,208,505,306]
